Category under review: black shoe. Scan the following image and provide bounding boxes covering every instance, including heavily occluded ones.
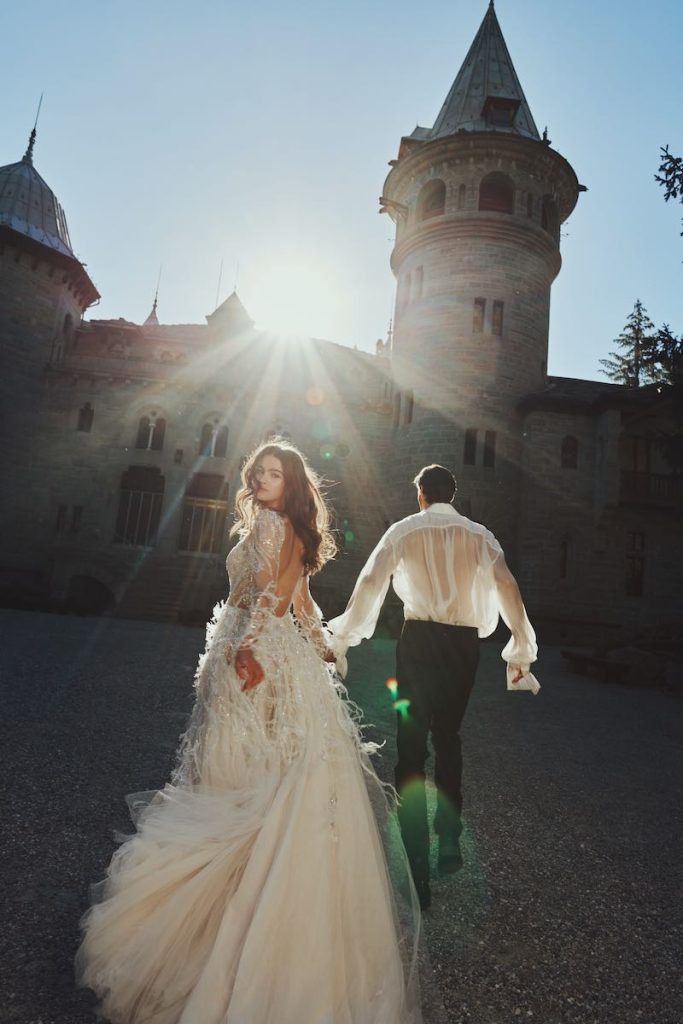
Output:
[414,877,432,911]
[438,840,463,875]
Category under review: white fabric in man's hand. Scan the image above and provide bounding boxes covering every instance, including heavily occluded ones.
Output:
[506,663,541,694]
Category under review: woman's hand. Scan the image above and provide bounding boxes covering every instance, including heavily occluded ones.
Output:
[235,645,264,691]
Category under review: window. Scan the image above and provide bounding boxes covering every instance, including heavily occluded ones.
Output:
[417,179,446,220]
[483,430,496,468]
[63,313,74,349]
[559,535,572,580]
[464,428,477,465]
[70,505,83,533]
[457,184,466,210]
[561,436,578,469]
[55,504,67,533]
[393,389,403,425]
[482,96,519,128]
[404,271,412,306]
[473,298,486,334]
[526,192,534,218]
[492,301,504,337]
[541,195,559,242]
[414,266,424,300]
[178,474,229,555]
[135,413,166,451]
[621,436,649,473]
[174,449,184,464]
[77,402,94,432]
[404,390,414,426]
[114,467,165,546]
[478,172,514,214]
[626,532,645,597]
[199,421,229,458]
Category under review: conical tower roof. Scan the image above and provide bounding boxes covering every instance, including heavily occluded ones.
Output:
[421,1,540,142]
[143,297,160,326]
[206,290,254,334]
[0,128,76,257]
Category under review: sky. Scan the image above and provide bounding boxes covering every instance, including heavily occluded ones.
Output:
[3,0,682,381]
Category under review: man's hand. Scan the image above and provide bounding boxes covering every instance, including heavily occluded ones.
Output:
[235,646,264,691]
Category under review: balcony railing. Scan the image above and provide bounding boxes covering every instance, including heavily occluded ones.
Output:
[620,470,683,506]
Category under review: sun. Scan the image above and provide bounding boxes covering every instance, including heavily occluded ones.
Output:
[246,258,344,339]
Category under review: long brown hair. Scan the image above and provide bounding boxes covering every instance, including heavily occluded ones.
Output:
[230,440,336,574]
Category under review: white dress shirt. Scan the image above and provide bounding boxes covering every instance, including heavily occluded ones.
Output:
[327,503,539,693]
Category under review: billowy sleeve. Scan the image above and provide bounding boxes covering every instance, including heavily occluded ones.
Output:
[327,532,397,659]
[486,537,539,689]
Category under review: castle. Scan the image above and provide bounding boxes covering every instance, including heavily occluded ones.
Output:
[1,3,680,641]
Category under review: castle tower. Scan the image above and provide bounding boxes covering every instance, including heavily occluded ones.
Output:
[381,1,582,550]
[0,125,99,590]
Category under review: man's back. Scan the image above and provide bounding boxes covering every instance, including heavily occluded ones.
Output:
[386,502,502,633]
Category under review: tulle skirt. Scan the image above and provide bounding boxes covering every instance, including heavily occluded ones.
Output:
[75,603,422,1023]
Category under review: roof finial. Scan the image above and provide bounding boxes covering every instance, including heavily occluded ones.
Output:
[23,93,43,164]
[143,265,162,325]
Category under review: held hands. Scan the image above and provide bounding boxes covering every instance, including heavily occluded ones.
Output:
[234,642,265,691]
[509,664,525,685]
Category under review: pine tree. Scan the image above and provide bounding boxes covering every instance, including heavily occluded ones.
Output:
[655,146,683,237]
[653,324,683,385]
[599,300,657,387]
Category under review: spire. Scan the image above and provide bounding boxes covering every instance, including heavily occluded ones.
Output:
[143,266,162,325]
[22,94,43,165]
[426,3,540,142]
[143,297,159,326]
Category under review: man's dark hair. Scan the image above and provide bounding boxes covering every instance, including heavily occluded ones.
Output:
[413,464,457,504]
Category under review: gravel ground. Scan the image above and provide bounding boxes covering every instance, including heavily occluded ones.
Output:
[0,609,680,1024]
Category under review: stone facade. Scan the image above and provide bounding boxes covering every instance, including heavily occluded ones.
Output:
[1,3,681,641]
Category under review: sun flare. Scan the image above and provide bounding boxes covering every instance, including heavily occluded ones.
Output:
[246,258,344,339]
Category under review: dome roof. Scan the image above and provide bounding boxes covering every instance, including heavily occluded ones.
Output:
[0,130,75,258]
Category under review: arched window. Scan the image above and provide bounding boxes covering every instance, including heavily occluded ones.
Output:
[417,179,446,220]
[526,192,534,218]
[136,416,151,449]
[200,421,229,458]
[561,435,578,469]
[150,417,165,451]
[136,412,166,452]
[392,392,401,428]
[414,266,424,300]
[541,195,559,242]
[457,184,466,210]
[478,172,514,214]
[77,402,94,433]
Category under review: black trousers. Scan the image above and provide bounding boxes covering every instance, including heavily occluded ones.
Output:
[394,619,480,883]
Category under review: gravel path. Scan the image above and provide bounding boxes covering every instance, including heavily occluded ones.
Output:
[1,610,680,1024]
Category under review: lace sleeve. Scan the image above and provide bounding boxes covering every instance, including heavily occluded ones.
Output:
[246,508,286,636]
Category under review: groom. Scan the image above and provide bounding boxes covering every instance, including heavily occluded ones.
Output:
[327,464,539,909]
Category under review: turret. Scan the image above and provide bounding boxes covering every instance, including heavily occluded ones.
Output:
[381,2,584,546]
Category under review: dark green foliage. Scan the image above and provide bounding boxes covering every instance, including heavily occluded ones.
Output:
[599,300,657,387]
[655,146,683,235]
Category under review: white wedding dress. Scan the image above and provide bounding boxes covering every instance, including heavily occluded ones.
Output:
[75,509,422,1024]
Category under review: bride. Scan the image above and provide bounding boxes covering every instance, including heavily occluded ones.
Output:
[75,440,422,1024]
